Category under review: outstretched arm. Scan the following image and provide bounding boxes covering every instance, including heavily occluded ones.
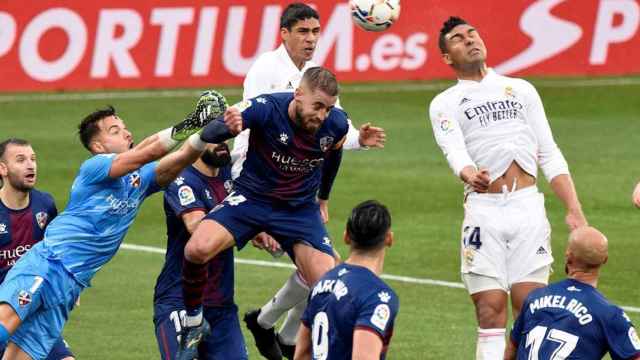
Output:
[109,90,227,179]
[154,139,205,188]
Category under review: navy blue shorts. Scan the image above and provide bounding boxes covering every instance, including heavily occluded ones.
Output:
[45,337,74,359]
[154,305,247,360]
[204,191,334,260]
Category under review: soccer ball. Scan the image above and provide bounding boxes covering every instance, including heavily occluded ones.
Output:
[350,0,401,32]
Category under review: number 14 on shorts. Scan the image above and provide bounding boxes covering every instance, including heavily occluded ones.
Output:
[463,226,482,249]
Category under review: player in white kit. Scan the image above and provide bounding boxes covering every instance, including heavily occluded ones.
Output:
[428,17,587,360]
[238,4,386,360]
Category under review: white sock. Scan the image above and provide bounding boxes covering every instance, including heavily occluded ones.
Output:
[258,271,310,329]
[277,298,307,345]
[475,328,506,360]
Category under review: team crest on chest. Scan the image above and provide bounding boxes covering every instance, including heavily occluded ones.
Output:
[35,211,48,229]
[129,171,141,188]
[319,136,334,152]
[0,223,6,234]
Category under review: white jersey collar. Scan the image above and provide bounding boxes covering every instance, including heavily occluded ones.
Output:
[456,68,497,86]
[276,44,305,73]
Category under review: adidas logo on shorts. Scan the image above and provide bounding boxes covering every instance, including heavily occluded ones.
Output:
[536,246,547,255]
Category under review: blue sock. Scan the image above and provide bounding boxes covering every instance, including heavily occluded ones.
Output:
[0,323,10,349]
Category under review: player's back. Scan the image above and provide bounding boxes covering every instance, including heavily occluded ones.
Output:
[513,278,640,359]
[0,189,56,282]
[302,263,399,360]
[42,154,161,287]
[234,92,349,207]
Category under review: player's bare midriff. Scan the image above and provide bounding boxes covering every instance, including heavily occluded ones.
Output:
[487,161,535,193]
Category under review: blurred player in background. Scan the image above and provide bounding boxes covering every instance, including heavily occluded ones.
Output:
[632,182,640,208]
[0,91,225,360]
[177,67,348,360]
[0,139,73,360]
[153,142,251,360]
[237,4,386,359]
[505,226,640,360]
[428,16,587,360]
[294,200,398,360]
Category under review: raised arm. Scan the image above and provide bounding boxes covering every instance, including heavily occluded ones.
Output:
[109,90,227,179]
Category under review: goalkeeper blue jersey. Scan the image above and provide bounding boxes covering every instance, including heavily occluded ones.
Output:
[41,154,161,287]
[233,93,348,207]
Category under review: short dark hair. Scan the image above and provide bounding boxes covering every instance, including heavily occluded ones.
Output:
[0,138,31,161]
[439,16,468,54]
[78,106,116,151]
[346,200,392,251]
[301,67,339,97]
[280,3,319,30]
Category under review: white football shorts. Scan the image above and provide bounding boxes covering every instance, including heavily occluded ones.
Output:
[460,185,553,294]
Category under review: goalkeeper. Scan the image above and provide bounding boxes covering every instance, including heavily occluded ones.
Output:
[0,91,227,360]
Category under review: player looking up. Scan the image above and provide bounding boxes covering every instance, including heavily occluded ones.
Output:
[0,139,74,360]
[177,67,348,360]
[294,200,399,360]
[0,91,227,360]
[505,226,640,360]
[428,16,587,360]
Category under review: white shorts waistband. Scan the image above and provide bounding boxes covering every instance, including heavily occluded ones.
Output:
[466,185,539,204]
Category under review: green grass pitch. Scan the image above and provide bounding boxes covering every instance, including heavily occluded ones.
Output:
[0,78,638,359]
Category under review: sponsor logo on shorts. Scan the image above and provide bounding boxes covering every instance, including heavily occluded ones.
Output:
[18,290,31,307]
[371,304,391,331]
[536,246,548,255]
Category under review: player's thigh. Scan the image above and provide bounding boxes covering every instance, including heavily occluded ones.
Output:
[292,244,335,286]
[196,192,267,254]
[510,267,549,317]
[154,312,181,360]
[204,308,248,360]
[44,337,74,360]
[2,342,32,360]
[10,303,69,360]
[507,193,553,285]
[267,204,335,258]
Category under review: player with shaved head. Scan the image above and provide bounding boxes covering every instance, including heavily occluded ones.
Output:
[505,227,640,359]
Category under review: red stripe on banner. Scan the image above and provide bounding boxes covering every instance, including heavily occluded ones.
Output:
[1,0,639,92]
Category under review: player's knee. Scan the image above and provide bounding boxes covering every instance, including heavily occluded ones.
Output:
[184,238,211,264]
